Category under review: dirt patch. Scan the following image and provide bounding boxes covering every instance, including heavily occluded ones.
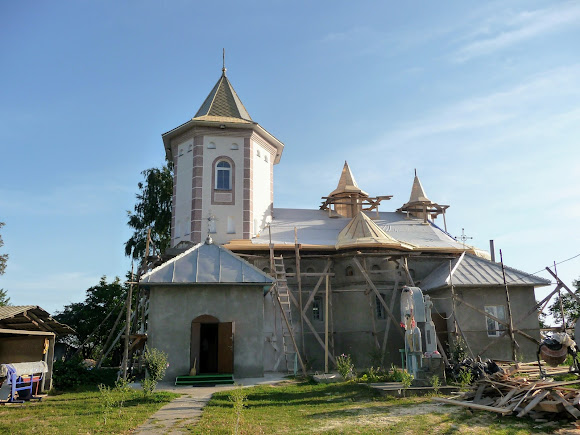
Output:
[315,402,457,432]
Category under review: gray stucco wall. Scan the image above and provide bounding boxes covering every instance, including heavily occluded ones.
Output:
[147,284,265,380]
[429,286,541,362]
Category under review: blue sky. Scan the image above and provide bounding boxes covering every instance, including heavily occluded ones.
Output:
[1,0,579,315]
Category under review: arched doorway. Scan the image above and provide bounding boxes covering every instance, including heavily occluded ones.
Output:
[191,315,234,374]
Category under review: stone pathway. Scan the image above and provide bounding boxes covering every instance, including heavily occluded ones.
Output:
[133,374,286,434]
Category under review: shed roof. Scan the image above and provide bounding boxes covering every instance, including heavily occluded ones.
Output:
[0,306,74,335]
[141,239,274,285]
[419,252,551,290]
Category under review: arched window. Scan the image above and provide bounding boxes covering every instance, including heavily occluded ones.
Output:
[215,161,231,190]
[345,266,354,276]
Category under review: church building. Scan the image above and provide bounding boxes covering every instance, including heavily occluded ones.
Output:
[141,65,550,381]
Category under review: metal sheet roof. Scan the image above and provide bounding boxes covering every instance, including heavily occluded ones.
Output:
[251,208,468,251]
[141,240,274,284]
[0,305,74,335]
[420,253,551,290]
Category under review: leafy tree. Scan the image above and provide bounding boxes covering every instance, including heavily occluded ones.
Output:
[0,289,10,307]
[125,163,173,260]
[548,278,580,327]
[0,222,9,306]
[55,276,128,360]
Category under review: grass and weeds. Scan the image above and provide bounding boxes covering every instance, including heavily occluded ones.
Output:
[188,379,563,434]
[0,387,178,434]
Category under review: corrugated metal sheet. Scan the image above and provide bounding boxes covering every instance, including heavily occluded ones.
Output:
[420,253,551,290]
[141,241,274,284]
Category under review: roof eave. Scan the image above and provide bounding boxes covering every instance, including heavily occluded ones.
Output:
[161,120,284,163]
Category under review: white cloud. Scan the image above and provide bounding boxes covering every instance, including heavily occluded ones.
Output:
[454,2,580,62]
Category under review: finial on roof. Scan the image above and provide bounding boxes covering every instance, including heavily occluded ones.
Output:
[414,168,417,177]
[205,234,213,245]
[222,48,227,76]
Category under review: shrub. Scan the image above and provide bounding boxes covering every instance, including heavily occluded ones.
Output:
[429,375,441,394]
[335,354,355,380]
[142,346,169,395]
[53,356,117,390]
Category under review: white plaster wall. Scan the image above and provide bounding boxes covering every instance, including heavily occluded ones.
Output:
[202,135,244,244]
[174,140,193,244]
[252,141,272,236]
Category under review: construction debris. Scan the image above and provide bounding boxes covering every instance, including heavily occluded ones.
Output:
[434,371,580,420]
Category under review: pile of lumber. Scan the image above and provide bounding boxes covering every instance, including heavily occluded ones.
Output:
[434,372,580,421]
[499,361,571,379]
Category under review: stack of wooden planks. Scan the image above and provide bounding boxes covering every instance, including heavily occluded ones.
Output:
[434,372,580,421]
[498,361,571,379]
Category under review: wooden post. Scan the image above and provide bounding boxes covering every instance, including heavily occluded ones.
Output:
[500,250,517,361]
[122,259,135,380]
[294,228,305,357]
[381,274,400,365]
[325,274,329,373]
[97,297,128,368]
[449,260,459,339]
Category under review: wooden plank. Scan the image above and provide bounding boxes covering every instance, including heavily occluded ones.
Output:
[301,260,331,316]
[433,398,512,414]
[496,387,519,407]
[473,384,486,404]
[517,390,550,417]
[550,390,580,419]
[381,276,400,365]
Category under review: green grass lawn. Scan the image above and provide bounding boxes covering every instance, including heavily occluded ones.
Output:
[0,388,178,434]
[188,380,573,434]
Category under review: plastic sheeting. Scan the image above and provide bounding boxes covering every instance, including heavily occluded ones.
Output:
[4,361,48,376]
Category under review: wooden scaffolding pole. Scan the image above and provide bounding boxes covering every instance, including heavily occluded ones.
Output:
[545,267,580,305]
[294,228,305,357]
[380,273,400,365]
[122,257,136,380]
[500,250,518,360]
[325,275,329,373]
[353,257,405,339]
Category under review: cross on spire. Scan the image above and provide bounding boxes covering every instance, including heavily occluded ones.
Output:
[456,228,473,248]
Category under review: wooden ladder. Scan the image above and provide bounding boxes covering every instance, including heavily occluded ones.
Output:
[273,255,301,374]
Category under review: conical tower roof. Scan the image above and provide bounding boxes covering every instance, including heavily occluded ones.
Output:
[194,70,252,122]
[407,170,431,204]
[329,161,368,197]
[336,211,404,249]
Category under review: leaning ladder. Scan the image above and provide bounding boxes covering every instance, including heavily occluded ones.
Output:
[272,255,307,376]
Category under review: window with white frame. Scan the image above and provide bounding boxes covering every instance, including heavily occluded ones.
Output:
[215,160,232,190]
[485,305,506,337]
[312,296,323,321]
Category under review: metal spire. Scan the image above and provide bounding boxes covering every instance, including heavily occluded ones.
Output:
[222,48,227,76]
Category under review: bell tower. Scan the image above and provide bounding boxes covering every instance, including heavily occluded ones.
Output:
[162,63,284,246]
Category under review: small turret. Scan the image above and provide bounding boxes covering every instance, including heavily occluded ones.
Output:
[397,170,449,230]
[320,162,392,218]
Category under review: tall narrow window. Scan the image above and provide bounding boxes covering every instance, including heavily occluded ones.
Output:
[376,294,387,319]
[227,216,235,234]
[216,161,231,190]
[313,296,323,321]
[485,305,506,337]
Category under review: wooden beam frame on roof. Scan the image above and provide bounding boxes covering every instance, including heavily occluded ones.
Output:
[0,328,54,336]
